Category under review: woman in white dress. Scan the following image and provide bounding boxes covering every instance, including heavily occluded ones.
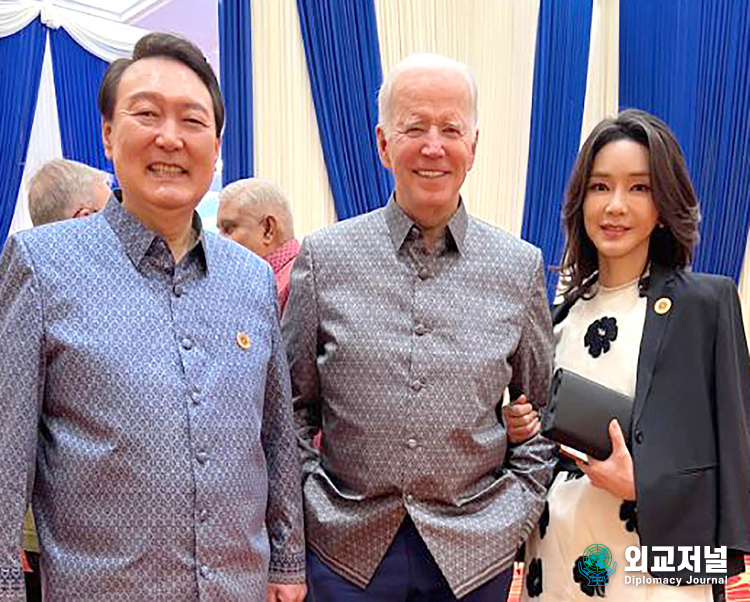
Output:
[505,109,750,602]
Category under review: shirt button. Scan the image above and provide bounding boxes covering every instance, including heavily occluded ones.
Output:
[406,438,418,450]
[199,564,212,580]
[418,267,430,280]
[199,508,209,523]
[173,284,184,297]
[405,494,414,504]
[414,323,428,336]
[411,380,423,392]
[181,337,194,350]
[196,450,209,464]
[190,391,201,405]
[634,429,644,444]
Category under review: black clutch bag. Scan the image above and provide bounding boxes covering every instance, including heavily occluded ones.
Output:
[541,368,633,461]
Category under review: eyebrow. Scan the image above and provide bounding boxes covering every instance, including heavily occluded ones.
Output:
[125,92,211,116]
[589,171,651,177]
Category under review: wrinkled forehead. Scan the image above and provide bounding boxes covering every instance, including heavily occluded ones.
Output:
[117,56,214,113]
[391,67,473,122]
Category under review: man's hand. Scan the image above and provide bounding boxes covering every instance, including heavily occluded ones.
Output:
[268,583,306,602]
[502,394,541,443]
[576,420,636,501]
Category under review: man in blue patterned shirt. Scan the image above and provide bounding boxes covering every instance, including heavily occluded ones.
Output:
[0,33,305,602]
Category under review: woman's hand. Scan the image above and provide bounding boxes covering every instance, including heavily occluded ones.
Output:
[576,420,636,501]
[502,395,541,443]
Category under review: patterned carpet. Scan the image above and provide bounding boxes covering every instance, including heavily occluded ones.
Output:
[509,557,750,602]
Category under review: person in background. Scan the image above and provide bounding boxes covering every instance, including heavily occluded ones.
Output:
[505,109,750,602]
[218,178,300,313]
[27,158,111,226]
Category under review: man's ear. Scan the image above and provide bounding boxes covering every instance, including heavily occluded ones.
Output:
[102,121,113,160]
[376,125,391,169]
[467,128,479,171]
[263,215,278,242]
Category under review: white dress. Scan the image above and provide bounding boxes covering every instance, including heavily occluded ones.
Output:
[520,279,711,602]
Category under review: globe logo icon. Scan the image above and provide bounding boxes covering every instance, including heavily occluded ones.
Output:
[578,544,617,587]
[583,544,613,572]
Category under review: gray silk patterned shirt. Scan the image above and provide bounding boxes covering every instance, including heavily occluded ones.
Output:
[0,197,304,601]
[283,197,555,598]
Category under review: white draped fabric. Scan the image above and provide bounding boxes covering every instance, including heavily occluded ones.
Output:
[251,0,336,239]
[580,0,619,144]
[2,0,147,236]
[738,232,750,332]
[10,34,63,235]
[374,0,541,237]
[0,1,144,59]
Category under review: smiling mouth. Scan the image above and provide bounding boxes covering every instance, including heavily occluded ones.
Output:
[414,170,447,179]
[601,225,630,236]
[148,163,187,176]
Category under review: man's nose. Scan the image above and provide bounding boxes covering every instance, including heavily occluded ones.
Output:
[421,128,445,158]
[155,119,184,151]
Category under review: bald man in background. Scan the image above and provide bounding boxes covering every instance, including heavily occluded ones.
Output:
[218,178,300,313]
[27,158,111,226]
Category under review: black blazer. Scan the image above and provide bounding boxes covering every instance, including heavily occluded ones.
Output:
[553,264,750,579]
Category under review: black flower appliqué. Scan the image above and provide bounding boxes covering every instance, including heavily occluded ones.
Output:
[539,502,550,539]
[573,555,609,597]
[526,557,543,597]
[619,501,638,533]
[584,316,618,358]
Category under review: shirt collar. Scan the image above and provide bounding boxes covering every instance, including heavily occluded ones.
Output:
[266,237,301,274]
[384,193,468,255]
[103,191,207,272]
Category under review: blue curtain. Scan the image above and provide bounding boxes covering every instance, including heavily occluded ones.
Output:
[49,28,112,174]
[621,0,750,282]
[296,0,392,220]
[0,19,45,249]
[219,0,253,186]
[521,0,594,300]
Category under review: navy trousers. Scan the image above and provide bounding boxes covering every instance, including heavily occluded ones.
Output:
[306,517,514,602]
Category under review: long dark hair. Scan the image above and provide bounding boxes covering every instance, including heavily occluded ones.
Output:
[560,109,700,294]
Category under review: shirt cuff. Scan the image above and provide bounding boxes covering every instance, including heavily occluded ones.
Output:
[269,551,306,585]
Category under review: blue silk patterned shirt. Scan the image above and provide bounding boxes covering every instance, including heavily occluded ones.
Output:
[0,196,305,601]
[283,197,555,598]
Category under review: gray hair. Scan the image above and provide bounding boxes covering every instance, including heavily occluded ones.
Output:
[377,53,478,135]
[28,159,111,226]
[219,178,294,238]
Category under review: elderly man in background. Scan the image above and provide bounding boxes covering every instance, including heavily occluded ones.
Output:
[27,159,111,226]
[283,53,554,601]
[218,178,300,313]
[0,32,305,602]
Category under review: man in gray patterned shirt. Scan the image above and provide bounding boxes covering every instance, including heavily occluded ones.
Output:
[0,33,305,602]
[283,54,554,601]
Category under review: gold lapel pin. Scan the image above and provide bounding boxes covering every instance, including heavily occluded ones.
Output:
[654,297,672,315]
[235,331,251,350]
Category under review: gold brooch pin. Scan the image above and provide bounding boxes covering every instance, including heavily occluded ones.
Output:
[235,331,251,350]
[654,297,672,315]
